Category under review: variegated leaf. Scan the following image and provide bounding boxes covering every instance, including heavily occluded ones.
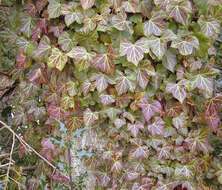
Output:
[166,82,187,103]
[147,117,165,136]
[80,0,95,10]
[136,69,149,89]
[58,32,76,52]
[33,35,51,60]
[92,53,114,73]
[48,48,68,71]
[99,94,115,105]
[111,12,132,32]
[198,15,220,38]
[83,108,98,126]
[171,36,199,56]
[144,11,165,36]
[20,15,34,38]
[127,121,144,137]
[48,0,61,19]
[120,38,149,66]
[166,0,192,25]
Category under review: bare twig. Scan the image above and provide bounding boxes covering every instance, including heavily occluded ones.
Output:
[4,132,15,190]
[0,120,69,179]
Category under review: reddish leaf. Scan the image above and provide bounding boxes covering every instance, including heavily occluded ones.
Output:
[27,0,37,17]
[36,0,48,13]
[47,104,67,120]
[29,68,47,84]
[16,50,31,69]
[138,98,162,121]
[52,171,69,183]
[127,121,144,137]
[147,117,165,136]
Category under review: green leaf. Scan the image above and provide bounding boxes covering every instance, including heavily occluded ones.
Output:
[166,82,187,103]
[58,32,76,52]
[48,0,61,19]
[48,48,68,71]
[83,108,98,126]
[80,0,95,10]
[20,15,34,38]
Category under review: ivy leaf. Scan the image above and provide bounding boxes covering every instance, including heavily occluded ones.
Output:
[111,160,123,173]
[36,0,48,13]
[129,145,149,159]
[171,36,199,56]
[172,113,187,129]
[162,50,177,72]
[136,69,149,89]
[92,53,115,73]
[111,12,132,32]
[48,48,68,71]
[58,32,76,52]
[104,108,121,120]
[120,38,149,66]
[121,1,137,13]
[198,15,220,38]
[48,0,61,19]
[138,98,162,121]
[61,2,83,26]
[166,82,187,103]
[114,118,126,128]
[33,35,51,60]
[157,146,172,159]
[99,94,115,105]
[147,117,165,136]
[27,0,37,17]
[175,165,194,179]
[189,74,213,96]
[115,71,135,95]
[126,171,140,181]
[47,104,67,120]
[91,73,114,93]
[66,81,77,97]
[20,15,34,38]
[166,0,192,25]
[144,11,165,36]
[80,0,95,10]
[83,108,98,126]
[127,121,144,137]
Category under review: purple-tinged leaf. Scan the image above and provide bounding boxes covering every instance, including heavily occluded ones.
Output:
[115,71,135,95]
[172,113,187,129]
[47,104,67,120]
[111,160,123,173]
[166,82,187,103]
[144,11,165,36]
[80,0,95,10]
[157,146,172,159]
[166,0,192,25]
[27,0,37,17]
[147,36,166,59]
[114,118,126,128]
[49,24,65,38]
[41,137,55,150]
[198,15,220,38]
[171,36,199,56]
[29,68,47,84]
[121,1,137,13]
[147,117,165,136]
[96,173,111,187]
[127,121,144,137]
[162,50,177,72]
[120,38,149,66]
[99,94,115,105]
[16,50,31,69]
[36,0,48,13]
[83,108,98,126]
[48,0,61,19]
[58,32,76,52]
[136,69,149,89]
[82,79,92,95]
[111,12,132,32]
[189,74,213,97]
[47,48,68,71]
[138,98,162,121]
[132,177,153,190]
[61,2,83,26]
[33,35,51,60]
[154,179,179,190]
[31,27,41,42]
[91,73,113,93]
[20,15,34,38]
[129,145,149,159]
[92,53,114,73]
[126,171,140,181]
[154,0,169,10]
[175,165,194,179]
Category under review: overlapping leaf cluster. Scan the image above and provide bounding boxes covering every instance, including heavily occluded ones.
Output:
[2,0,222,189]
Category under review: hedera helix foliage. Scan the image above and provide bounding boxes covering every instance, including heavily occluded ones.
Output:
[1,0,222,189]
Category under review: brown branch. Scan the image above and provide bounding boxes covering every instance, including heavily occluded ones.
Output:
[0,120,69,179]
